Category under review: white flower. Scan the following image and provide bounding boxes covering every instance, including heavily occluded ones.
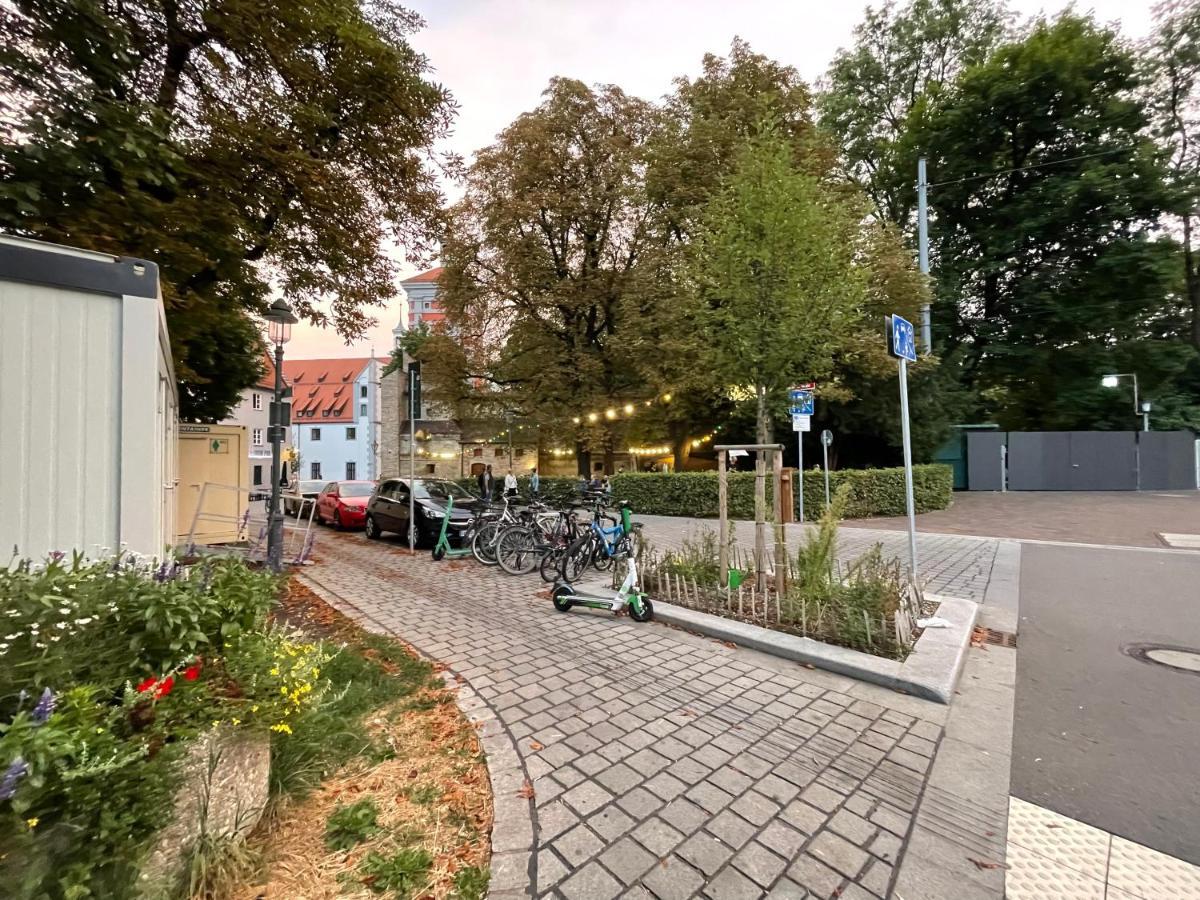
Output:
[4,634,18,640]
[48,635,60,642]
[75,618,94,626]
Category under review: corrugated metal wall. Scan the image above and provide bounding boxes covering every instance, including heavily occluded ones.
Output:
[0,282,122,557]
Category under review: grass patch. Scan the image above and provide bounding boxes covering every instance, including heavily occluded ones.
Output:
[356,847,433,897]
[325,798,381,851]
[452,865,490,899]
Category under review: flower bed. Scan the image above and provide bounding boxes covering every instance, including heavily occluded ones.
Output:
[0,553,490,899]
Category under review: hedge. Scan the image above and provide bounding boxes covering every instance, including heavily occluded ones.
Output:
[454,466,952,520]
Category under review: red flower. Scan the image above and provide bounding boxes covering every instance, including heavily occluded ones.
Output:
[155,676,175,699]
[182,661,202,682]
[136,677,158,694]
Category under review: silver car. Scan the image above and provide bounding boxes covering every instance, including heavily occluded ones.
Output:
[282,479,328,516]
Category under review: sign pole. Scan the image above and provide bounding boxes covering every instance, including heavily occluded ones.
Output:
[797,432,804,524]
[898,356,918,583]
[822,437,831,510]
[408,364,418,551]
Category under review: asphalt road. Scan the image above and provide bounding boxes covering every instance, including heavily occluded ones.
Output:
[1013,543,1200,863]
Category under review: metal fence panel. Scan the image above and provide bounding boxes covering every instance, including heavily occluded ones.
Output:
[966,431,1008,491]
[1139,431,1199,490]
[1068,431,1137,490]
[1008,432,1073,490]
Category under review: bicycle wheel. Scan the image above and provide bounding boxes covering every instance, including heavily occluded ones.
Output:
[496,525,538,575]
[472,521,501,565]
[560,534,597,584]
[539,547,563,583]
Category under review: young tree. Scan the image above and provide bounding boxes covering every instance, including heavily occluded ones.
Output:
[0,0,454,419]
[683,128,871,444]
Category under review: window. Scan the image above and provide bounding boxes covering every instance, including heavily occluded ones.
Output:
[310,462,322,479]
[346,427,357,440]
[346,461,357,480]
[253,464,263,486]
[515,448,525,458]
[360,403,367,417]
[252,392,262,410]
[252,428,264,446]
[495,448,504,458]
[472,448,483,458]
[311,428,321,441]
[360,385,368,398]
[424,463,436,474]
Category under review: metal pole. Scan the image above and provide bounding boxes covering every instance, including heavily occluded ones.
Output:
[822,439,831,510]
[267,342,284,572]
[898,358,919,583]
[1000,444,1007,493]
[1143,411,1150,432]
[506,410,513,471]
[797,431,804,523]
[918,157,932,355]
[718,449,729,588]
[408,366,416,551]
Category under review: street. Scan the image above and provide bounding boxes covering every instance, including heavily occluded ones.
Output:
[1013,543,1200,865]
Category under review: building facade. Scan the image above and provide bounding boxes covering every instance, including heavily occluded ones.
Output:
[282,357,381,483]
[221,355,291,495]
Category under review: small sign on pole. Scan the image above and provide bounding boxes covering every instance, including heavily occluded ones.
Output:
[792,414,811,432]
[887,314,919,584]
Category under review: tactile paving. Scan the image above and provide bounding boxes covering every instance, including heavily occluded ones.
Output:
[1007,796,1110,880]
[1107,835,1200,900]
[1005,840,1106,899]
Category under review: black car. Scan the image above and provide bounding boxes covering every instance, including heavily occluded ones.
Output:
[364,478,484,546]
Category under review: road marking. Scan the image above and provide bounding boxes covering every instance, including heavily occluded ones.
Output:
[1158,533,1200,550]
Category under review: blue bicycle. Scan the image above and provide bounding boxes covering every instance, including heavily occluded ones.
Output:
[558,497,642,583]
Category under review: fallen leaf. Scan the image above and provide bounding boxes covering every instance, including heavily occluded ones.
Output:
[517,779,535,800]
[529,741,544,751]
[967,857,1008,871]
[801,663,816,670]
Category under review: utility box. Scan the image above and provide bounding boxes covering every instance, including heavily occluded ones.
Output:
[177,425,251,545]
[0,235,178,559]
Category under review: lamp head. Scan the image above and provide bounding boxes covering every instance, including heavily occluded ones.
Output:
[265,299,299,345]
[1101,375,1120,388]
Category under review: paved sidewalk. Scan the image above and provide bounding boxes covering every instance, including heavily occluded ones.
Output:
[638,515,1001,603]
[302,530,1010,898]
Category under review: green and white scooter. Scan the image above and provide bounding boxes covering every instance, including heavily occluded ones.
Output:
[551,507,653,621]
[431,495,476,561]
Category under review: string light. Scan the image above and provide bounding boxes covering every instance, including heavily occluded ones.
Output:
[623,403,634,414]
[628,445,671,456]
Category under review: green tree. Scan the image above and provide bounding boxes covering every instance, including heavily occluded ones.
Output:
[0,0,454,420]
[819,0,1010,224]
[434,79,664,473]
[920,14,1193,429]
[682,128,871,444]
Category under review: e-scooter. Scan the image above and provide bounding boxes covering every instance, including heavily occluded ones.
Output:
[550,550,654,621]
[431,495,476,561]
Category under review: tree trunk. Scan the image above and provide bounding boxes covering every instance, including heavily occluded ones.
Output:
[575,438,590,477]
[669,421,689,473]
[1185,214,1200,351]
[755,384,772,445]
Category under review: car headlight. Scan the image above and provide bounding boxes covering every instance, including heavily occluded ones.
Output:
[421,505,443,519]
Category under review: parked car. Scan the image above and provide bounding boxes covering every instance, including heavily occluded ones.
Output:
[315,481,376,529]
[283,479,328,517]
[365,478,483,546]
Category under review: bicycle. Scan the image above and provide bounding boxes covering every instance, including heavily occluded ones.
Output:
[558,499,641,583]
[470,496,521,565]
[494,502,565,575]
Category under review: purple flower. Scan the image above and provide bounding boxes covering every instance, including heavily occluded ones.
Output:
[49,551,64,563]
[31,688,55,725]
[154,561,170,583]
[0,757,27,801]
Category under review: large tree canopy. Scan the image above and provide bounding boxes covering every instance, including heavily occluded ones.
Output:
[0,0,454,420]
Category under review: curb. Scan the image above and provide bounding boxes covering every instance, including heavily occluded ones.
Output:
[650,594,978,704]
[298,573,537,899]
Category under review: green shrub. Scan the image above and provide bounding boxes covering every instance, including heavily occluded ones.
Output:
[604,465,951,520]
[355,847,433,897]
[325,798,380,851]
[453,865,490,900]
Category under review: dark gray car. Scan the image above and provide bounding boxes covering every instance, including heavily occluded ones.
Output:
[364,478,482,545]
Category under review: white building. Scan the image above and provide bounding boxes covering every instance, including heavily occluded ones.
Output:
[283,357,380,482]
[221,354,291,495]
[0,235,178,558]
[393,267,446,344]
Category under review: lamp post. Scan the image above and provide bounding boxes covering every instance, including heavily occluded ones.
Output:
[265,299,298,572]
[1101,373,1147,431]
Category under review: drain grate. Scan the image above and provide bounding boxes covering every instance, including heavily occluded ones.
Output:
[973,626,1017,648]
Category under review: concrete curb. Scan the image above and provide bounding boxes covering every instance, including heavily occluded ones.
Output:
[298,573,537,899]
[650,594,978,704]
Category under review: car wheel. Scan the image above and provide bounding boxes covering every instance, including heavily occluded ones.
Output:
[365,515,381,540]
[333,509,343,530]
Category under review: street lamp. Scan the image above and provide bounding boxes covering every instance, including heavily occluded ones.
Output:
[264,299,298,572]
[1100,373,1148,432]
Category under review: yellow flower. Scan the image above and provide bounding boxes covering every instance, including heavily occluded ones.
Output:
[270,723,292,734]
[280,686,287,695]
[251,705,259,713]
[231,718,241,726]
[26,818,38,829]
[95,727,104,734]
[212,720,221,728]
[269,667,280,676]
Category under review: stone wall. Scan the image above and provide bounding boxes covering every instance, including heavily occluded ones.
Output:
[380,368,403,478]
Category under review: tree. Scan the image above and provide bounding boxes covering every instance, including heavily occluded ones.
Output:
[433,79,664,474]
[920,14,1191,429]
[819,0,1010,225]
[682,128,871,444]
[1146,0,1200,349]
[0,0,454,419]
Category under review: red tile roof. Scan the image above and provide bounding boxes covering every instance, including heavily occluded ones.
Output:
[255,352,284,391]
[281,357,371,423]
[401,266,443,284]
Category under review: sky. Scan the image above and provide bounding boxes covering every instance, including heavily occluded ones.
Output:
[286,0,1158,360]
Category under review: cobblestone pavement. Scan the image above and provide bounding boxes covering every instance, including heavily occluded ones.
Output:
[302,529,973,899]
[638,515,1000,603]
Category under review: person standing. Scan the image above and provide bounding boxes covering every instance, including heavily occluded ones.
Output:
[478,464,494,500]
[530,467,540,498]
[504,469,518,498]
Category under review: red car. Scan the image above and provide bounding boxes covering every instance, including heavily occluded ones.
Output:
[315,481,376,529]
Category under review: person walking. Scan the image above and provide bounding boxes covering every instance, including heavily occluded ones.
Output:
[504,469,518,498]
[478,464,494,500]
[530,467,540,498]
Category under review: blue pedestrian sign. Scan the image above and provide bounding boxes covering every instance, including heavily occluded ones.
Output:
[888,314,917,363]
[788,388,814,416]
